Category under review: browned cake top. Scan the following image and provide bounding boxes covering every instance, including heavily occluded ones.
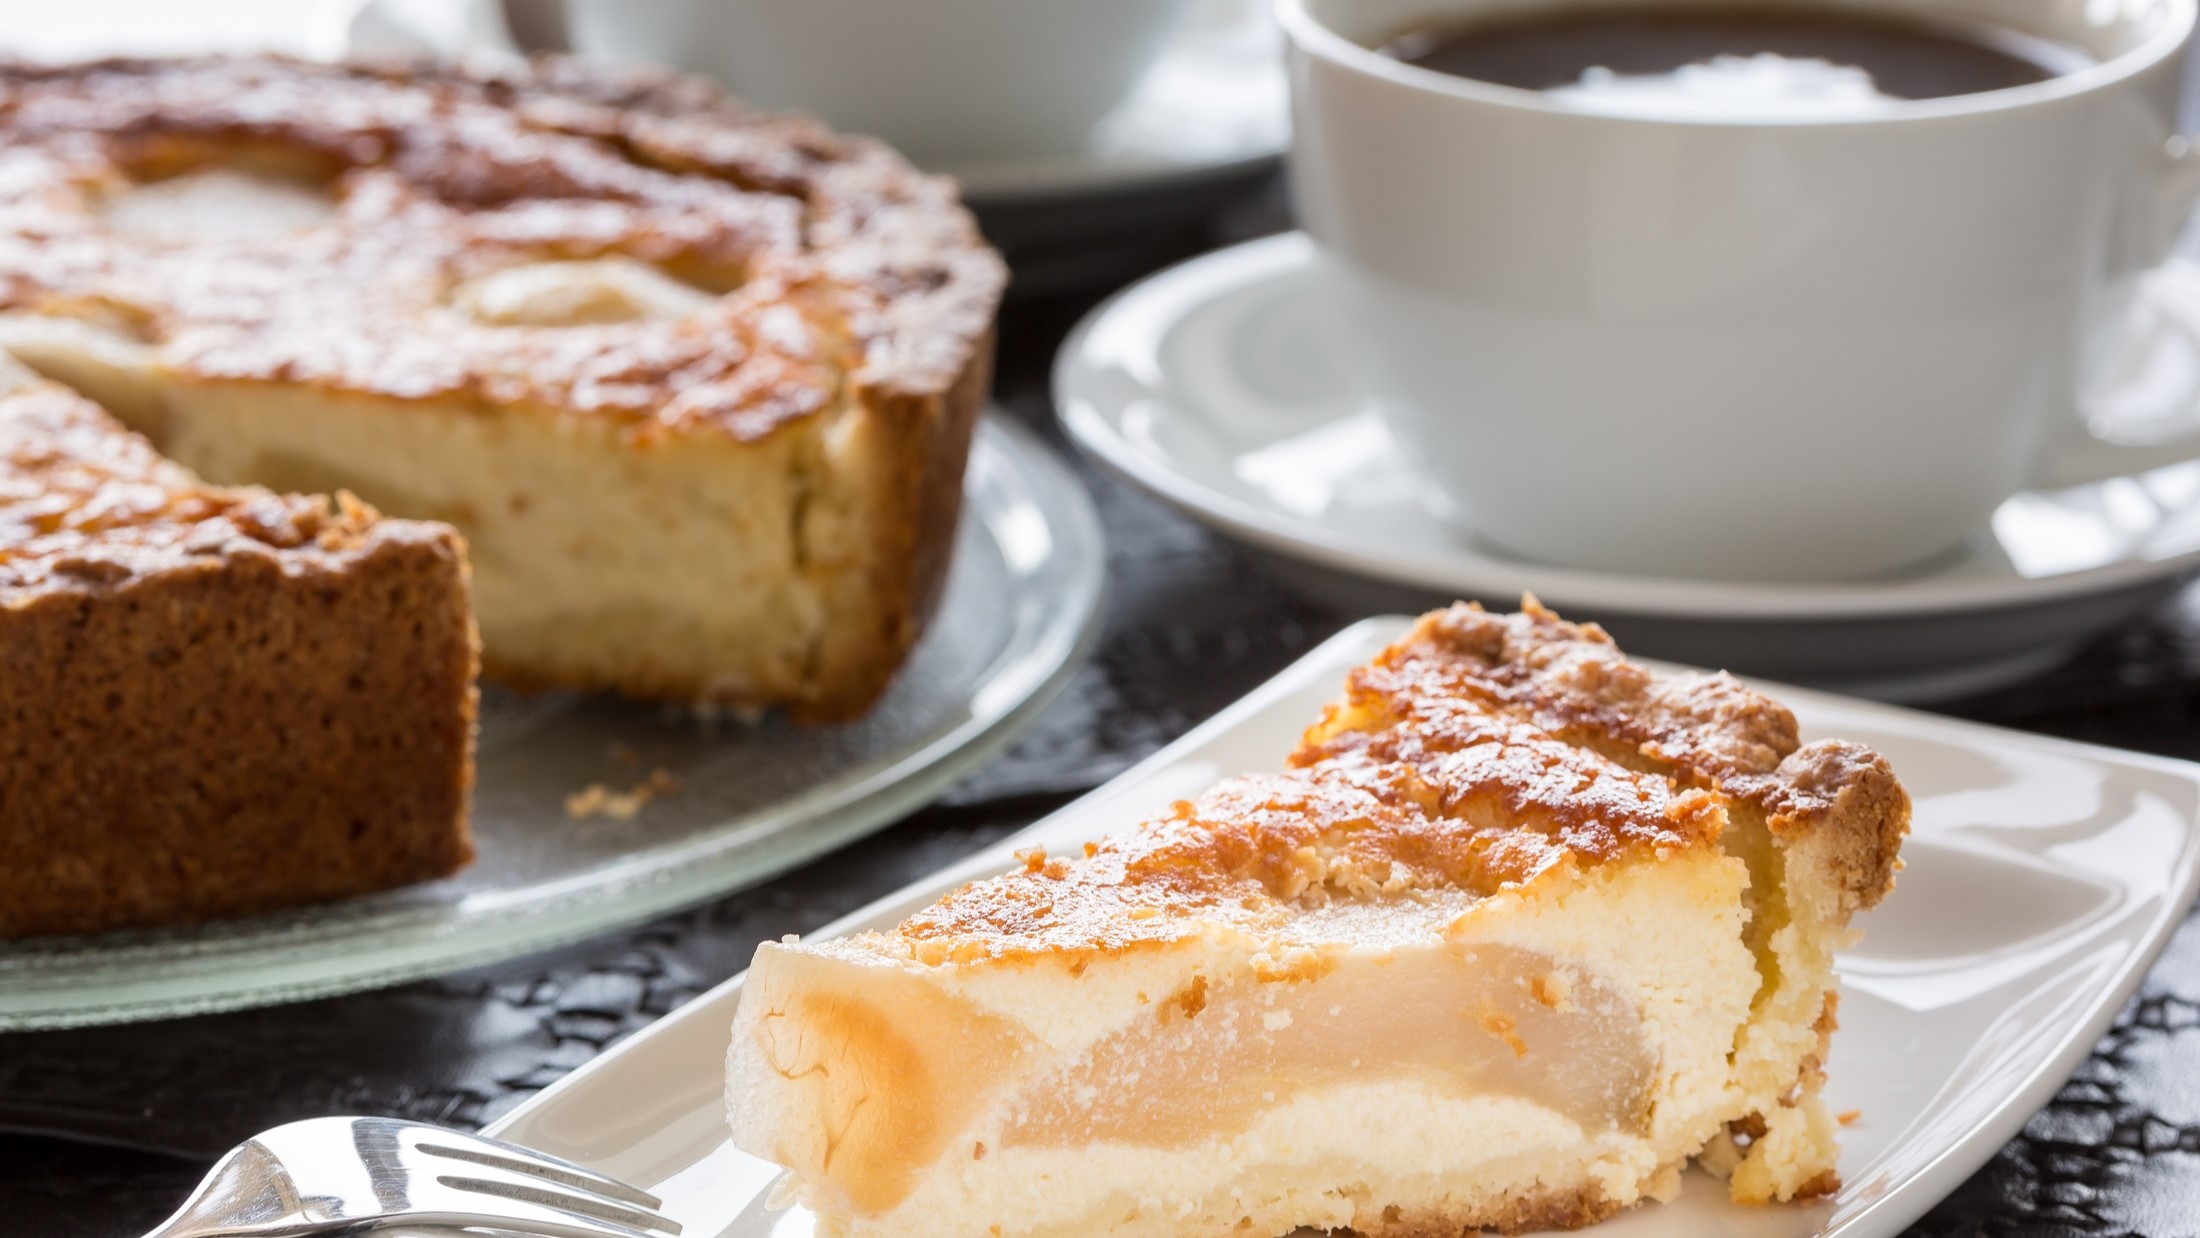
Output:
[0,55,1003,441]
[892,600,1908,966]
[894,602,1908,964]
[0,370,430,600]
[1355,599,1910,909]
[897,753,1725,966]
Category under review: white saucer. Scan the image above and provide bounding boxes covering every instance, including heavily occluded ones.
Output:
[483,620,2200,1238]
[1055,233,2200,699]
[939,0,1287,207]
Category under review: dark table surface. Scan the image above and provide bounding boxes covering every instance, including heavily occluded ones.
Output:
[11,182,2200,1236]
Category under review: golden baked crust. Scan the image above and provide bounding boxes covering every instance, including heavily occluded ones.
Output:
[0,367,477,937]
[1310,597,1908,910]
[899,728,1726,966]
[897,598,1908,968]
[0,54,997,434]
[0,54,1005,718]
[0,366,398,590]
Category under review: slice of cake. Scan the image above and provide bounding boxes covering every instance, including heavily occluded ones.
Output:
[725,600,1909,1237]
[0,362,477,937]
[0,55,1004,720]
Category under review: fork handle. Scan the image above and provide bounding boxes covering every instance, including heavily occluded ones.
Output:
[137,1141,377,1238]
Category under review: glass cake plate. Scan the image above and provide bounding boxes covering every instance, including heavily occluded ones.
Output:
[0,415,1105,1030]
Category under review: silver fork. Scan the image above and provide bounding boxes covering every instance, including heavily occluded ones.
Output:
[141,1116,683,1238]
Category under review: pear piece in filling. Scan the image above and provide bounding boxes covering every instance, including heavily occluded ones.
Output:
[727,600,1910,1238]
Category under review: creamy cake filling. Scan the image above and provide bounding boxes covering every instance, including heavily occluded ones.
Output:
[735,866,1771,1238]
[1000,939,1652,1149]
[735,841,1772,1229]
[750,939,1663,1212]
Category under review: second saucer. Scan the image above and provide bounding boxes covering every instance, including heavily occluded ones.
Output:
[1055,233,2200,700]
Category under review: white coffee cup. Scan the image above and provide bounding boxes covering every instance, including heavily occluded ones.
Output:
[1280,0,2200,582]
[559,0,1190,167]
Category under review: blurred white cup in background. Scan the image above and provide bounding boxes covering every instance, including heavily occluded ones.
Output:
[559,0,1191,166]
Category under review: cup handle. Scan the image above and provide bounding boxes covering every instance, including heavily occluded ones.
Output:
[2030,135,2200,490]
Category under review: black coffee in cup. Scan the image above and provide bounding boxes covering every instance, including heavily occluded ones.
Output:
[1383,5,2092,107]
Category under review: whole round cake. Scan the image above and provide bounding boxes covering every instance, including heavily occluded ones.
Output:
[0,55,1005,936]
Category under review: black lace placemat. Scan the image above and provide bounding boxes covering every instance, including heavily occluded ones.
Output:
[7,194,2200,1237]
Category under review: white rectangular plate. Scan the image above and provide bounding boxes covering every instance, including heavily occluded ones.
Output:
[482,617,2200,1238]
